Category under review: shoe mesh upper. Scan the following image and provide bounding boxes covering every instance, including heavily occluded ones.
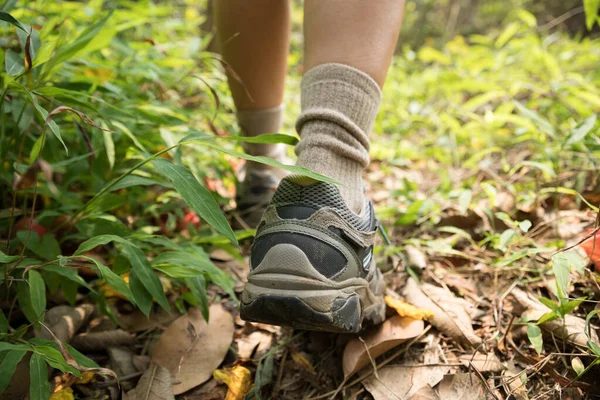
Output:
[270,175,374,232]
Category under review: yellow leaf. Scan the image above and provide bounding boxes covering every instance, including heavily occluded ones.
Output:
[50,388,74,400]
[99,272,130,300]
[385,296,434,320]
[75,371,95,384]
[291,352,316,375]
[213,365,252,400]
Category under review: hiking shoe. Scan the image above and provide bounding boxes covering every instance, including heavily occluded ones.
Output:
[233,164,289,229]
[240,175,386,333]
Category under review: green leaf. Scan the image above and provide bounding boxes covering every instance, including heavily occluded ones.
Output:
[152,250,235,299]
[42,265,92,290]
[103,130,115,169]
[12,82,67,153]
[588,340,600,356]
[584,0,600,30]
[182,132,298,146]
[82,256,134,303]
[254,352,274,397]
[0,310,7,334]
[538,297,558,311]
[0,11,27,32]
[206,141,339,184]
[28,270,46,320]
[566,115,597,146]
[557,298,585,317]
[527,323,543,354]
[586,310,600,341]
[16,231,61,261]
[120,243,170,313]
[73,234,129,256]
[129,269,153,317]
[109,175,171,191]
[29,133,45,162]
[552,251,586,298]
[153,159,237,247]
[43,11,113,75]
[513,101,555,138]
[516,9,537,27]
[0,342,30,352]
[16,281,38,325]
[0,350,27,392]
[498,229,516,251]
[518,220,532,233]
[0,250,19,264]
[495,22,520,48]
[4,48,24,76]
[29,353,51,400]
[536,311,559,325]
[185,276,209,321]
[32,345,75,374]
[572,357,585,376]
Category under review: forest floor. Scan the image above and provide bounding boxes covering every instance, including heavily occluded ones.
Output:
[2,3,600,400]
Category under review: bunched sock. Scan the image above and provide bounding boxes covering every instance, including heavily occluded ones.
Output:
[295,63,382,214]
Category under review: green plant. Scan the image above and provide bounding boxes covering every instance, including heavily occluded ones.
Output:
[0,2,333,395]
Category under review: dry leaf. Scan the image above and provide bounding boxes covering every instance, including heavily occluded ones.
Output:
[385,296,434,320]
[459,353,505,373]
[512,288,600,348]
[403,278,482,347]
[343,316,425,378]
[50,388,74,400]
[405,245,427,269]
[292,352,316,375]
[152,304,234,395]
[363,365,448,400]
[237,330,272,359]
[437,374,486,400]
[75,371,95,385]
[181,379,227,400]
[126,363,174,400]
[213,365,252,400]
[116,305,178,332]
[408,385,439,400]
[71,329,135,352]
[133,355,152,373]
[502,369,528,400]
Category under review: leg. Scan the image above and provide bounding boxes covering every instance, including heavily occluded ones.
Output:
[297,0,405,212]
[214,0,290,110]
[240,2,405,333]
[304,0,404,87]
[214,1,291,227]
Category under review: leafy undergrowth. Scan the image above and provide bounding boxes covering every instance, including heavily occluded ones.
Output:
[2,1,600,400]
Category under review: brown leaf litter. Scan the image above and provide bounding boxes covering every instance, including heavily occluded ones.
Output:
[151,304,234,395]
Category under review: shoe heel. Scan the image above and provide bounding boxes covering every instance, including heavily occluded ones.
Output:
[240,286,363,333]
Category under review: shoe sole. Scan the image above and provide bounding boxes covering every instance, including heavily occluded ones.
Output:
[239,244,385,333]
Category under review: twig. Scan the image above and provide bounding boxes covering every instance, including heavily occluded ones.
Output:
[274,347,287,395]
[359,336,379,380]
[539,6,584,31]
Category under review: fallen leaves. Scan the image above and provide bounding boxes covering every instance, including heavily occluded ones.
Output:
[343,316,425,378]
[213,365,252,400]
[437,374,487,399]
[459,352,504,373]
[363,365,449,400]
[151,304,234,395]
[125,363,174,400]
[403,278,482,347]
